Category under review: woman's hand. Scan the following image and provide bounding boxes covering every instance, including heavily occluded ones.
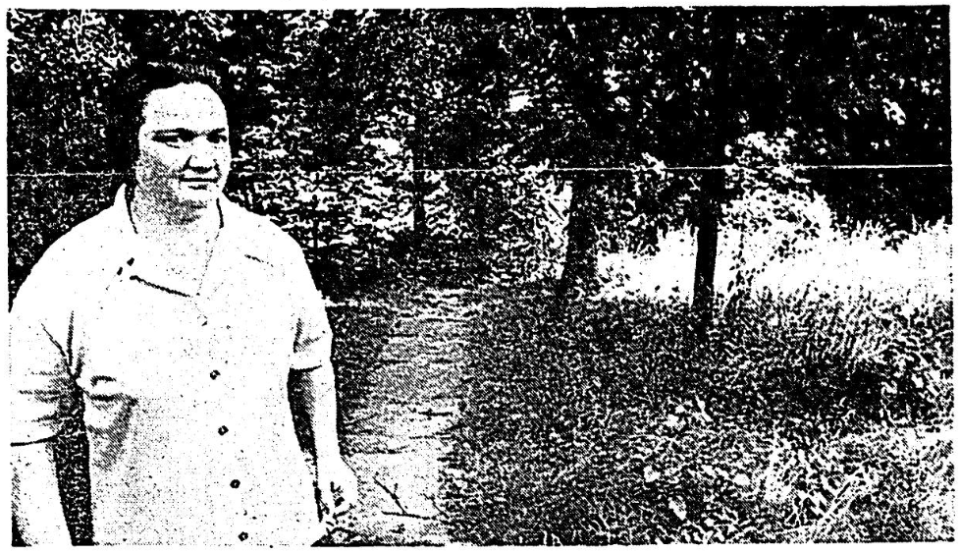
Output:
[316,455,359,517]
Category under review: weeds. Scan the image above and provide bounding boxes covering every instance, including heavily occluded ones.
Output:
[442,291,953,543]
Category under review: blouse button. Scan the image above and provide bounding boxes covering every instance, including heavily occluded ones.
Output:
[218,425,229,436]
[238,532,248,542]
[230,479,241,489]
[210,370,220,380]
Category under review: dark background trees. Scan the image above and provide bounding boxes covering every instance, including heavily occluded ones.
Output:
[8,8,950,308]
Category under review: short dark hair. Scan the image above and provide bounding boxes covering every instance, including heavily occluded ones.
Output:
[109,60,232,170]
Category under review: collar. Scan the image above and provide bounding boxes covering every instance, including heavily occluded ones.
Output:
[106,185,273,298]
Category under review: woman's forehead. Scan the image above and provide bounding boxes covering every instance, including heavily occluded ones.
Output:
[140,82,228,130]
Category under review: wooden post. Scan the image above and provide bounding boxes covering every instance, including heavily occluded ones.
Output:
[312,193,320,251]
[693,169,722,338]
[692,9,736,340]
[557,172,601,300]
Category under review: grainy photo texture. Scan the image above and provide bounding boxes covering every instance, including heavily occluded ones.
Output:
[6,7,954,546]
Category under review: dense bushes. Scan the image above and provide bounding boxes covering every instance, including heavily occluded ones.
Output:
[441,292,953,543]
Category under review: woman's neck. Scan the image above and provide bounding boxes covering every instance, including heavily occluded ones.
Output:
[130,185,219,237]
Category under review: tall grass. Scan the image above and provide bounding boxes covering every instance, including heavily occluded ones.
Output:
[442,189,953,542]
[598,187,953,425]
[442,290,952,543]
[599,189,952,309]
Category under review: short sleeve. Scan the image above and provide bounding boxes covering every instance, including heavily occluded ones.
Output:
[9,268,76,445]
[289,254,333,371]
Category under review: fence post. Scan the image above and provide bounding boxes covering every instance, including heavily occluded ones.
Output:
[692,9,736,340]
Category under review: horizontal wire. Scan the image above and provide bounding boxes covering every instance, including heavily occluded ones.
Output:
[6,163,951,179]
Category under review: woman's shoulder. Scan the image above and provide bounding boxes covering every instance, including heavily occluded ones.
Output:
[220,198,311,270]
[24,206,127,289]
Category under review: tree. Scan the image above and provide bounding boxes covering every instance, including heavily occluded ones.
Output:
[473,9,631,297]
[692,9,736,337]
[8,10,131,174]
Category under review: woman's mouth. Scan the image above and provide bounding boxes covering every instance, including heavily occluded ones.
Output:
[181,178,217,190]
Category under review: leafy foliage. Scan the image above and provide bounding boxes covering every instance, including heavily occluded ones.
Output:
[6,8,951,295]
[442,292,952,543]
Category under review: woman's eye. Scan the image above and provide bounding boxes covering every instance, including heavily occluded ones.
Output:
[209,134,228,145]
[155,135,190,146]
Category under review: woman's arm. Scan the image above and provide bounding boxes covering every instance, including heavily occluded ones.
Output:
[289,366,358,516]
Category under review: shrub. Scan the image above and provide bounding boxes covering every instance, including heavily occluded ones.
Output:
[441,292,953,544]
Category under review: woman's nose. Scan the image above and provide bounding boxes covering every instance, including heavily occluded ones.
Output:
[185,139,218,171]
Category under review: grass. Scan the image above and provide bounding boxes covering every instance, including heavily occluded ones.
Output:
[599,188,952,309]
[439,290,953,544]
[323,207,953,544]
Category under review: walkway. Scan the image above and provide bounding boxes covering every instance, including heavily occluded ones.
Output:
[328,288,476,544]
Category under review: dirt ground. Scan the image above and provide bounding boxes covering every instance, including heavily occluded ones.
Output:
[327,288,475,544]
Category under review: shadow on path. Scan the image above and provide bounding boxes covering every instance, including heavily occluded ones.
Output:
[328,288,479,544]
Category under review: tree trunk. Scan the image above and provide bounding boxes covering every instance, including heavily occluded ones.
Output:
[411,176,428,253]
[409,116,429,276]
[692,170,722,337]
[557,172,601,299]
[472,177,491,279]
[692,9,736,339]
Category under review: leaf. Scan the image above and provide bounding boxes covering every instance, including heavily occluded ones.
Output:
[668,498,687,521]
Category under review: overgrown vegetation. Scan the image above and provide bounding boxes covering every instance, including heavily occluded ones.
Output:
[7,9,952,545]
[440,291,953,543]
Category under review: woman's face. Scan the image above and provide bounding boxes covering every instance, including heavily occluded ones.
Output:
[135,82,231,210]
